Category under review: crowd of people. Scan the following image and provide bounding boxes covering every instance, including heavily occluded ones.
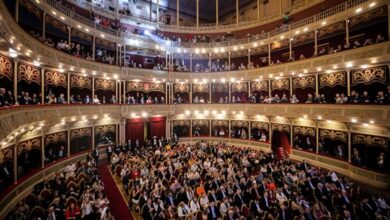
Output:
[6,152,115,220]
[110,140,390,220]
[123,94,165,105]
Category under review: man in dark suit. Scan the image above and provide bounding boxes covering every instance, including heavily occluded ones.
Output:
[207,202,220,220]
[165,192,176,207]
[208,189,218,203]
[92,148,99,165]
[233,190,244,208]
[250,200,263,216]
[216,186,228,201]
[141,199,154,220]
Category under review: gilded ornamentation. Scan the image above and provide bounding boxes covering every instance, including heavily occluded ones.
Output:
[45,70,67,87]
[351,66,387,86]
[19,64,40,83]
[71,128,92,139]
[212,120,229,127]
[271,124,290,132]
[251,81,268,92]
[349,6,387,27]
[231,121,249,128]
[211,83,228,93]
[0,147,13,164]
[293,76,315,89]
[174,83,190,93]
[192,83,209,93]
[251,122,269,130]
[46,15,68,33]
[173,120,190,127]
[0,55,12,80]
[271,79,290,90]
[320,129,347,142]
[20,0,42,18]
[352,134,387,146]
[17,138,41,155]
[294,126,316,137]
[95,125,116,135]
[96,78,115,91]
[192,120,209,126]
[318,21,345,38]
[45,132,67,146]
[293,32,315,45]
[71,75,92,89]
[127,81,165,93]
[71,29,92,41]
[319,72,346,88]
[231,82,248,92]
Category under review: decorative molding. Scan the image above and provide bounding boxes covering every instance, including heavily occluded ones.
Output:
[251,81,269,92]
[271,123,290,132]
[17,138,41,155]
[192,83,209,93]
[317,21,345,38]
[0,55,13,81]
[70,128,92,139]
[251,121,269,130]
[94,124,116,135]
[231,82,248,93]
[271,78,290,90]
[0,147,13,164]
[294,126,316,137]
[211,120,229,127]
[70,75,92,89]
[45,132,67,146]
[45,70,67,87]
[320,129,347,142]
[351,66,387,86]
[292,76,315,89]
[174,83,190,93]
[95,78,115,91]
[231,120,249,128]
[352,134,388,146]
[127,81,165,93]
[173,120,190,127]
[319,71,346,88]
[192,120,209,126]
[211,83,229,93]
[18,63,40,83]
[349,6,387,27]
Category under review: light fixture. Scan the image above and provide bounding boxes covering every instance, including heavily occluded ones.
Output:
[142,112,148,117]
[321,21,327,26]
[33,60,41,67]
[60,16,65,20]
[361,64,368,68]
[8,48,18,58]
[346,62,353,68]
[369,120,375,124]
[100,34,105,38]
[356,7,362,13]
[369,2,376,7]
[52,11,57,15]
[363,123,369,127]
[185,110,190,115]
[317,116,322,120]
[253,42,258,47]
[351,118,357,123]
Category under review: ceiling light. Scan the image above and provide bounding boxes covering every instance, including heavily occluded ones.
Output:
[321,21,327,26]
[233,46,237,51]
[351,118,357,123]
[8,48,18,58]
[142,112,147,117]
[317,116,322,120]
[369,2,376,7]
[363,123,369,127]
[52,11,57,15]
[317,67,322,71]
[295,30,300,35]
[185,110,190,115]
[346,62,353,68]
[369,120,375,124]
[60,16,65,20]
[100,34,105,38]
[77,25,82,29]
[303,27,308,32]
[361,64,368,68]
[253,42,258,47]
[356,7,362,13]
[33,60,41,66]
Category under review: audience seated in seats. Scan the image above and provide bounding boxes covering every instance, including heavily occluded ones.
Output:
[110,140,390,220]
[7,151,114,220]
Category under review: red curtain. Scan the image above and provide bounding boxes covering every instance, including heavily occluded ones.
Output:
[126,118,145,143]
[149,117,166,139]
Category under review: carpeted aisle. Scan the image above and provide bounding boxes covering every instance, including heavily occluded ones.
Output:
[98,164,134,220]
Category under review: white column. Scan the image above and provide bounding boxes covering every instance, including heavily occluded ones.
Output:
[248,49,251,68]
[157,0,160,22]
[190,53,193,72]
[268,44,271,65]
[92,36,96,61]
[257,0,260,21]
[196,0,200,28]
[345,19,350,46]
[176,0,180,26]
[228,52,231,70]
[236,0,239,24]
[216,0,219,26]
[314,30,318,56]
[42,12,46,39]
[289,38,292,60]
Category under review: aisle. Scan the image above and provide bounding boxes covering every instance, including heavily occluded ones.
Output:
[98,164,134,220]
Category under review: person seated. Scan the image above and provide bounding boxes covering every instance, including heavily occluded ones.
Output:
[231,96,236,104]
[146,96,153,104]
[305,94,314,103]
[57,93,66,104]
[375,91,385,104]
[348,90,361,103]
[193,96,199,104]
[363,38,373,46]
[31,93,40,104]
[280,94,288,103]
[361,91,371,103]
[299,54,306,60]
[0,88,7,107]
[259,132,267,142]
[335,93,344,104]
[376,34,384,43]
[110,95,117,104]
[199,97,205,103]
[320,94,327,103]
[219,97,224,104]
[353,40,361,48]
[340,93,348,103]
[84,95,92,104]
[314,94,322,103]
[93,95,100,104]
[236,96,241,103]
[290,94,299,103]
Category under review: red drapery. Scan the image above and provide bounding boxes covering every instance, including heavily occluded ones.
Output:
[126,118,145,143]
[149,117,166,139]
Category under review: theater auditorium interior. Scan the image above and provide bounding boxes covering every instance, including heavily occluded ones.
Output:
[0,0,390,219]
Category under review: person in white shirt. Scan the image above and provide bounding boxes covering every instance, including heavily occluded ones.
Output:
[177,202,190,218]
[189,198,200,214]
